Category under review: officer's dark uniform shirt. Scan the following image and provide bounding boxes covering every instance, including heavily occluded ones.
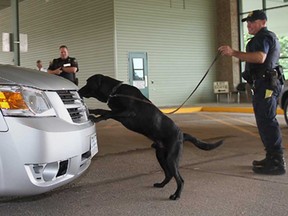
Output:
[48,57,79,82]
[245,27,280,73]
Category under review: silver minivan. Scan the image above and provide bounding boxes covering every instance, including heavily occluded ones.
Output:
[0,64,98,196]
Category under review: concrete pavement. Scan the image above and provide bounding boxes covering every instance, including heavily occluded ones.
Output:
[1,105,288,216]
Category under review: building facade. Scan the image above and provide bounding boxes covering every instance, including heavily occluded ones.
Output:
[0,0,240,108]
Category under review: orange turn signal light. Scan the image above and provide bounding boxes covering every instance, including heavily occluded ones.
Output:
[0,92,29,109]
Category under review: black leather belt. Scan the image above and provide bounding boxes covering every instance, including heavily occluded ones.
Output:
[252,71,266,80]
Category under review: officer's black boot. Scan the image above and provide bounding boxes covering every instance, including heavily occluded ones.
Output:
[252,152,274,167]
[253,153,286,175]
[252,153,270,167]
[253,158,268,166]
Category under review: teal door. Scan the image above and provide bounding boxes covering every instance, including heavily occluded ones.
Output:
[128,52,149,98]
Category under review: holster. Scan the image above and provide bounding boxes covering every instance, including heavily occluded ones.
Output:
[241,70,253,84]
[275,65,285,85]
[265,69,278,88]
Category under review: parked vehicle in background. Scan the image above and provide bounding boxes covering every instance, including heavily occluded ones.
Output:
[0,64,98,196]
[279,79,288,125]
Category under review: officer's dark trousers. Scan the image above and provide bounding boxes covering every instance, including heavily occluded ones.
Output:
[252,79,283,155]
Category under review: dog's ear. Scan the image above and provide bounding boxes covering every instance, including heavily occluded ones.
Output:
[88,74,103,89]
[96,74,102,88]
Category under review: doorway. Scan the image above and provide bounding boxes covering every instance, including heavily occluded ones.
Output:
[128,52,149,98]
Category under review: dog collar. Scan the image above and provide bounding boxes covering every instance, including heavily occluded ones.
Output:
[110,82,123,96]
[107,82,123,103]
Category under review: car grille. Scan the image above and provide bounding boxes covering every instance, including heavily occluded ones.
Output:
[56,90,89,123]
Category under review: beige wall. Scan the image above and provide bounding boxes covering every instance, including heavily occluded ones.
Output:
[114,0,218,106]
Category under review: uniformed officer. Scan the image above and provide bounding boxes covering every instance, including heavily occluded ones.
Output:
[218,10,285,175]
[48,45,79,84]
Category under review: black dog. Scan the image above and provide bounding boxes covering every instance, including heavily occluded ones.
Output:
[78,74,223,200]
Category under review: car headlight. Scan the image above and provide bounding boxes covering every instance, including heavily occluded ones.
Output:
[0,85,56,117]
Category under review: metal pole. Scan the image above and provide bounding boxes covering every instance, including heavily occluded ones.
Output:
[11,0,20,66]
[263,0,266,11]
[237,0,244,80]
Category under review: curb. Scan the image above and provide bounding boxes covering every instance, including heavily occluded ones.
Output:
[160,106,284,115]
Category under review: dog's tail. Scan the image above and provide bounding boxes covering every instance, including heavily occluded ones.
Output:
[183,133,223,150]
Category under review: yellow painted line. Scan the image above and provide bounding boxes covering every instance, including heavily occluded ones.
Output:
[201,106,254,113]
[202,106,284,115]
[277,108,283,115]
[161,107,203,114]
[197,112,259,137]
[160,106,284,115]
[221,113,256,127]
[198,112,288,147]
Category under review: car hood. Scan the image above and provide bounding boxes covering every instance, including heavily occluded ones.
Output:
[0,64,77,91]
